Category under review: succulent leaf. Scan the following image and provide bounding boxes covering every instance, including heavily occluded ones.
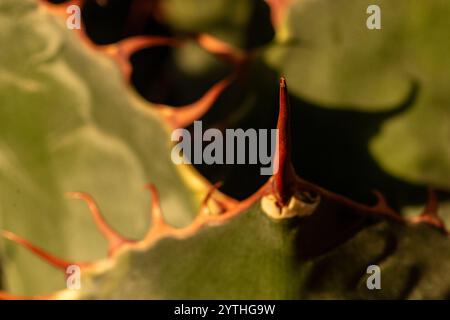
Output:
[0,0,215,295]
[0,0,449,300]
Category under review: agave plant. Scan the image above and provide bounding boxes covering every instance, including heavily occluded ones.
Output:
[0,0,449,299]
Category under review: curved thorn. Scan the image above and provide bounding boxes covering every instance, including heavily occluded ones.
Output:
[1,231,84,270]
[372,190,388,208]
[196,34,245,65]
[273,77,296,206]
[115,36,178,60]
[180,165,239,211]
[199,182,223,215]
[155,75,234,129]
[137,184,170,247]
[410,188,447,232]
[266,0,292,28]
[66,192,128,256]
[371,190,400,218]
[144,184,166,229]
[210,192,240,212]
[103,36,178,80]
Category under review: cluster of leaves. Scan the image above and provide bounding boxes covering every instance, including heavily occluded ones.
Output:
[0,0,449,299]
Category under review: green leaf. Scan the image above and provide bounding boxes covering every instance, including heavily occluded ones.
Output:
[1,0,450,300]
[0,0,200,295]
[269,0,450,189]
[161,0,274,49]
[69,200,450,299]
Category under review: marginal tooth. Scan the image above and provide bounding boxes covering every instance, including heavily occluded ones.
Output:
[118,36,177,58]
[199,182,223,216]
[2,230,86,270]
[196,33,246,65]
[66,192,129,256]
[144,184,167,229]
[132,184,172,249]
[155,75,234,129]
[102,36,177,80]
[372,190,387,208]
[410,188,447,233]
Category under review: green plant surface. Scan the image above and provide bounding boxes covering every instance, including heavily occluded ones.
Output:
[72,206,450,300]
[268,0,450,190]
[0,0,204,296]
[0,0,449,300]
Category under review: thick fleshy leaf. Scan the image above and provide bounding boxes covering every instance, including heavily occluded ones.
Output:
[66,196,450,299]
[1,0,450,301]
[0,0,201,295]
[268,0,450,190]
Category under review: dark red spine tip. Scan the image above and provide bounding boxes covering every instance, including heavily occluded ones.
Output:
[274,76,296,206]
